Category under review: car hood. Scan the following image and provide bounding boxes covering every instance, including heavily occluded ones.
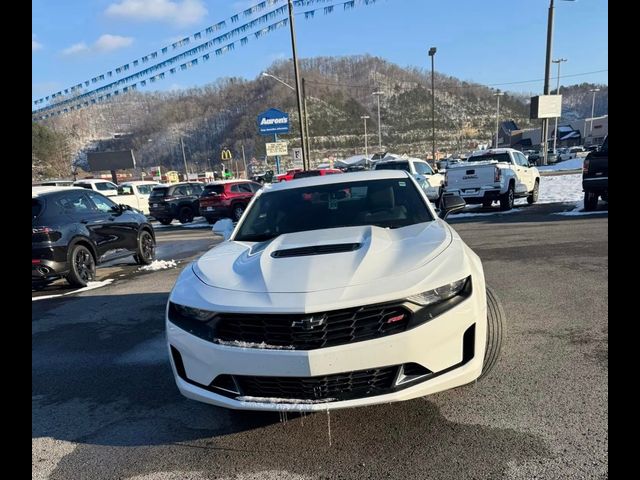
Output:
[193,222,451,293]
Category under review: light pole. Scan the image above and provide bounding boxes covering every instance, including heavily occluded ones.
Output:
[552,58,567,153]
[428,47,437,161]
[588,88,600,144]
[361,115,370,156]
[541,0,575,166]
[286,0,308,170]
[493,91,504,148]
[372,91,384,152]
[180,137,189,178]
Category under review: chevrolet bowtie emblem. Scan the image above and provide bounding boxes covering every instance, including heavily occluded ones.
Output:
[291,315,327,330]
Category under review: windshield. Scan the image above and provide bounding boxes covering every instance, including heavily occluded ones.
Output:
[32,199,43,220]
[149,187,169,199]
[375,161,410,172]
[467,153,511,163]
[204,184,225,194]
[234,178,434,242]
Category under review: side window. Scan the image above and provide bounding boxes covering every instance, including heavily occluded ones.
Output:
[95,182,114,191]
[118,185,134,195]
[191,184,204,195]
[230,184,241,193]
[56,191,94,214]
[250,183,262,193]
[414,162,434,175]
[238,183,253,193]
[517,153,529,166]
[136,185,153,195]
[87,191,117,213]
[173,186,187,196]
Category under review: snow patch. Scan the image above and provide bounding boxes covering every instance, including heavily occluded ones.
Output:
[553,201,608,216]
[216,339,295,350]
[139,259,178,271]
[32,279,114,302]
[538,157,583,171]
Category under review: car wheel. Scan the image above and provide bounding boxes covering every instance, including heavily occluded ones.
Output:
[527,179,539,204]
[159,218,173,226]
[178,207,194,224]
[584,191,598,211]
[66,244,96,287]
[479,286,506,380]
[232,204,246,221]
[499,184,515,211]
[133,230,155,265]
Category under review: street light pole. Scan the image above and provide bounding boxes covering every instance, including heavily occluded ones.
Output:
[552,58,567,154]
[494,91,504,148]
[286,0,308,170]
[361,115,370,156]
[428,47,437,161]
[372,91,384,152]
[180,137,189,179]
[589,88,600,144]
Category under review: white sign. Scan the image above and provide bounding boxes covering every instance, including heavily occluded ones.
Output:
[530,94,562,119]
[266,141,288,157]
[292,148,303,161]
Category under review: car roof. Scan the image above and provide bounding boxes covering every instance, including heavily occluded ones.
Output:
[205,179,255,185]
[470,148,517,156]
[32,186,85,197]
[264,170,410,192]
[120,180,160,186]
[74,178,115,184]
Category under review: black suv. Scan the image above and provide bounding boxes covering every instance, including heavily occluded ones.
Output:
[148,182,204,224]
[582,135,608,211]
[32,187,156,289]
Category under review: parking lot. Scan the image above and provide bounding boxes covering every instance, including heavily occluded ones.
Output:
[32,203,608,480]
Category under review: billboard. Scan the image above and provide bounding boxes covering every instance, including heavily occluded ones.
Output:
[530,95,562,119]
[266,141,288,157]
[87,150,136,171]
[257,108,290,135]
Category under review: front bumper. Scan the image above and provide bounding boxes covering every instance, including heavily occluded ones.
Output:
[166,281,487,411]
[32,246,68,282]
[443,187,502,204]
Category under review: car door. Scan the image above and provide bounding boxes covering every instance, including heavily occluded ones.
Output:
[188,183,204,213]
[86,191,138,255]
[57,190,113,257]
[514,152,535,192]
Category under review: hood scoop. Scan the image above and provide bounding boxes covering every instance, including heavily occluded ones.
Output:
[270,243,362,258]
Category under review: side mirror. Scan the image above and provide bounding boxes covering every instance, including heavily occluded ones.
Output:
[212,218,234,241]
[439,195,466,220]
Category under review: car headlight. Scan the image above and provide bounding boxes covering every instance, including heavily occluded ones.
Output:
[168,302,217,341]
[407,277,469,306]
[172,303,216,322]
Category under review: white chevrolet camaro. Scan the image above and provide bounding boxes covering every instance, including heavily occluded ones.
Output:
[166,170,505,411]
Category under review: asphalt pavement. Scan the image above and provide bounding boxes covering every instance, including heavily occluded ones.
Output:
[32,203,608,479]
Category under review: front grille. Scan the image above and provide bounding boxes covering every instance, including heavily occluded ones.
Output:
[214,303,411,350]
[228,366,399,401]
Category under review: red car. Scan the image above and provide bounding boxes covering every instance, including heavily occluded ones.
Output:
[276,168,303,182]
[199,180,262,223]
[292,168,343,179]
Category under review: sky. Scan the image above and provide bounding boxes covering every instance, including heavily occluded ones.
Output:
[32,0,608,107]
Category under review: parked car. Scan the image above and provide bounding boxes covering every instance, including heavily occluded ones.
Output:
[73,179,119,197]
[586,144,600,152]
[275,168,303,182]
[525,150,542,165]
[199,180,262,223]
[443,148,540,210]
[570,146,585,154]
[111,180,160,215]
[582,135,608,211]
[292,168,343,179]
[374,157,445,204]
[148,182,205,225]
[166,170,505,411]
[556,148,577,162]
[251,171,274,184]
[32,186,156,289]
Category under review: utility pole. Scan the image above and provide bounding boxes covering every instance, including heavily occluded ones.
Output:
[428,47,437,161]
[241,144,247,178]
[287,0,308,170]
[494,91,504,148]
[302,77,311,163]
[361,115,370,156]
[180,137,189,179]
[541,0,555,166]
[552,58,567,154]
[373,91,384,152]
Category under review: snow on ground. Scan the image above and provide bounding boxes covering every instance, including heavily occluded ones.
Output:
[534,173,583,204]
[538,157,583,172]
[216,339,295,350]
[139,259,178,271]
[153,219,210,229]
[553,200,608,216]
[453,208,520,219]
[32,279,114,302]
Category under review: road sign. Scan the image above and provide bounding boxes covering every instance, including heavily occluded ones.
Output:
[292,148,303,162]
[266,141,289,157]
[257,108,290,135]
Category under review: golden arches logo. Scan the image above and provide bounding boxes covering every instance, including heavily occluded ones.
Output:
[221,149,233,160]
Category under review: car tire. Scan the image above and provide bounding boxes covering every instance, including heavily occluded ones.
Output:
[178,207,194,224]
[584,191,598,211]
[232,204,246,221]
[133,230,155,265]
[527,179,539,204]
[499,183,515,211]
[479,286,506,380]
[65,244,96,287]
[159,218,172,226]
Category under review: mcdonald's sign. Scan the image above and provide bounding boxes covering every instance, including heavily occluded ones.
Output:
[221,148,233,160]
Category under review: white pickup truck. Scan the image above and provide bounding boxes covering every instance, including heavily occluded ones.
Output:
[110,181,160,215]
[442,148,540,210]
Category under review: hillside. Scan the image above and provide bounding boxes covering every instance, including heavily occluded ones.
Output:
[32,55,607,180]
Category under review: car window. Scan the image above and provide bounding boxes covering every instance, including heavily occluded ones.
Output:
[55,191,94,214]
[95,182,116,191]
[375,161,411,172]
[118,185,134,195]
[173,186,187,196]
[238,183,253,193]
[32,199,43,220]
[190,184,204,194]
[414,162,434,175]
[230,184,241,193]
[467,153,511,163]
[86,191,118,213]
[76,183,93,190]
[249,182,262,193]
[136,184,155,195]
